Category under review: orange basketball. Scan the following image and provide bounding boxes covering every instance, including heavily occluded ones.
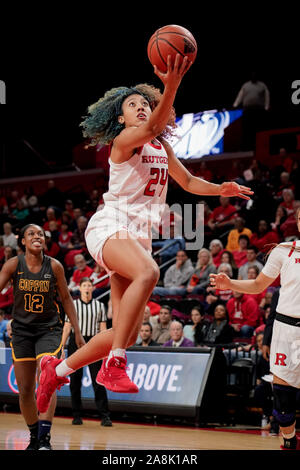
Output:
[147,24,197,73]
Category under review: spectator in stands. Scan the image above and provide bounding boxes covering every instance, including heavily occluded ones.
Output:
[61,211,74,229]
[152,305,172,345]
[197,200,213,235]
[250,219,279,254]
[226,291,260,338]
[40,179,64,210]
[207,196,238,236]
[43,207,62,232]
[152,250,194,297]
[44,231,60,259]
[58,222,74,252]
[0,281,13,315]
[246,265,267,308]
[90,263,110,298]
[206,263,233,307]
[7,190,20,213]
[48,220,60,244]
[232,234,250,268]
[11,200,30,222]
[70,208,84,231]
[64,199,75,219]
[202,303,235,345]
[226,217,252,252]
[276,210,298,241]
[143,305,157,326]
[271,206,288,241]
[135,306,158,345]
[209,239,225,268]
[238,245,264,280]
[186,248,217,295]
[233,72,270,150]
[219,250,238,278]
[2,222,17,250]
[279,189,299,217]
[68,254,93,295]
[69,216,88,250]
[4,319,12,347]
[275,172,295,200]
[0,310,8,342]
[259,290,273,311]
[152,218,185,267]
[0,245,16,270]
[163,320,194,347]
[23,187,39,213]
[136,322,159,347]
[183,305,210,345]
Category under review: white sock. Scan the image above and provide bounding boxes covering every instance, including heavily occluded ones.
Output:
[55,359,75,377]
[106,349,126,367]
[281,429,296,439]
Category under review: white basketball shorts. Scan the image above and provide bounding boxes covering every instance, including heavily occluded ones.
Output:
[270,318,300,388]
[85,206,152,276]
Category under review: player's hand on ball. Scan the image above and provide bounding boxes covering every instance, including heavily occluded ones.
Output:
[154,54,192,87]
[209,273,231,290]
[220,181,253,200]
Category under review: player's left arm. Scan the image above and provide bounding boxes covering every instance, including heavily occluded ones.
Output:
[51,259,85,348]
[164,139,253,200]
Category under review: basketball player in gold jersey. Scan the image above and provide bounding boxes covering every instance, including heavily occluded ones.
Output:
[0,224,85,450]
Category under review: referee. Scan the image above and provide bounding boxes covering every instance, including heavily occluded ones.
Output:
[62,277,112,426]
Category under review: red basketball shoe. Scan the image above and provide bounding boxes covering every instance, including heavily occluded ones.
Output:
[37,356,70,413]
[96,356,138,393]
[96,357,108,386]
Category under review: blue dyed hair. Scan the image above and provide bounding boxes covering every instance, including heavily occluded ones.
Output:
[80,83,176,146]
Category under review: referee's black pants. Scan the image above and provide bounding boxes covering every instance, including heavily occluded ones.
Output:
[68,334,110,419]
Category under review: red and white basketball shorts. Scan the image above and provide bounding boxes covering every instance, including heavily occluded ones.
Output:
[270,318,300,388]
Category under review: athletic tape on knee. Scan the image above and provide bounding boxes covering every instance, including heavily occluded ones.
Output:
[272,384,297,427]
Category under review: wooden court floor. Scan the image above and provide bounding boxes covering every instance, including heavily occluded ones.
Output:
[0,412,282,450]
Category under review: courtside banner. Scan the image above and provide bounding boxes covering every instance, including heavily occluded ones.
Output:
[0,347,213,412]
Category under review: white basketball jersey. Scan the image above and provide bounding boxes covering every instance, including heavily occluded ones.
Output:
[102,140,169,231]
[262,241,300,317]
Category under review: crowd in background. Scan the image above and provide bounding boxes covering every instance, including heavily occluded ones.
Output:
[0,149,299,354]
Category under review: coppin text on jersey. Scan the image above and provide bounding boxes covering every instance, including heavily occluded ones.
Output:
[18,279,50,292]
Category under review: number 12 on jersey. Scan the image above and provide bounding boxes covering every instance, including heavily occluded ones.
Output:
[144,168,168,197]
[24,293,44,313]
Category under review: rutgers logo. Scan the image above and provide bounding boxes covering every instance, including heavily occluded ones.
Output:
[274,353,287,366]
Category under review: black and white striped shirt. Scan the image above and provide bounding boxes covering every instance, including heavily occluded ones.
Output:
[66,298,107,337]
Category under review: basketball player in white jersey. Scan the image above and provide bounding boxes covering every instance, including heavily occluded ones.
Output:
[209,206,300,450]
[37,54,253,412]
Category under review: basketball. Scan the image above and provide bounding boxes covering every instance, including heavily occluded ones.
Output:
[147,25,197,73]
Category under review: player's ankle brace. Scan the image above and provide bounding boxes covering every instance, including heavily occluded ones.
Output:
[272,383,297,427]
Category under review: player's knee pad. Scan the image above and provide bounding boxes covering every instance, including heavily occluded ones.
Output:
[272,383,297,427]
